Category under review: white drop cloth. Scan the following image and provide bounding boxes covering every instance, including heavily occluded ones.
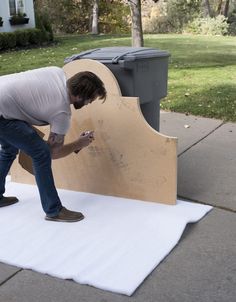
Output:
[0,180,212,296]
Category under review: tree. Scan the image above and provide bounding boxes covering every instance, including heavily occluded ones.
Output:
[216,0,231,17]
[202,0,213,17]
[34,0,92,33]
[166,0,201,32]
[224,0,230,17]
[127,0,160,47]
[217,0,224,14]
[91,0,130,34]
[128,0,144,46]
[91,0,99,34]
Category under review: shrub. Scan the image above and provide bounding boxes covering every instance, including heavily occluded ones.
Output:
[143,0,202,34]
[34,1,90,34]
[0,32,16,50]
[0,28,50,51]
[228,21,236,35]
[227,10,236,36]
[15,29,30,46]
[185,15,229,36]
[0,33,7,50]
[166,0,202,33]
[27,28,42,45]
[99,1,130,34]
[34,0,129,34]
[143,15,172,34]
[35,11,54,41]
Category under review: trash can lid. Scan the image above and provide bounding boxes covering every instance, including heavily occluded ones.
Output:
[65,47,170,64]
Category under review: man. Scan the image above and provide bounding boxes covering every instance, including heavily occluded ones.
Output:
[0,66,106,222]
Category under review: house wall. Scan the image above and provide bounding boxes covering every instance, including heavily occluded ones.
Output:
[0,0,35,33]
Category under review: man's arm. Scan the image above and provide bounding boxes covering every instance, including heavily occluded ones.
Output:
[47,131,94,160]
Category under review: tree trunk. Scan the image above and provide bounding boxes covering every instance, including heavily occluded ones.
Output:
[217,0,223,15]
[202,0,213,17]
[128,0,144,47]
[224,0,230,17]
[91,0,99,35]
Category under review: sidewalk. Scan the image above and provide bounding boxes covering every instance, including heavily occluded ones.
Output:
[0,111,236,302]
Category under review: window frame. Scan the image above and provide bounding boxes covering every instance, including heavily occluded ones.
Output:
[9,0,25,16]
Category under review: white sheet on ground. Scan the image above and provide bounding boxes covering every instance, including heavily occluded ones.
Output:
[0,180,212,296]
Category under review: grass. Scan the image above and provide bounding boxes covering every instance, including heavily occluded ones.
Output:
[145,34,236,121]
[1,33,236,121]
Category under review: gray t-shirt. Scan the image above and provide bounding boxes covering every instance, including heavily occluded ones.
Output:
[0,66,71,135]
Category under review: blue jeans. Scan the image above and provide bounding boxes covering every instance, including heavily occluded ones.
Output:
[0,116,62,216]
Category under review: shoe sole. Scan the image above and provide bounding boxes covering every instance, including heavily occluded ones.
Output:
[45,214,85,223]
[0,200,19,208]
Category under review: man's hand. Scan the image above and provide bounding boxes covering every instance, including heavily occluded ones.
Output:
[74,130,94,153]
[47,130,94,159]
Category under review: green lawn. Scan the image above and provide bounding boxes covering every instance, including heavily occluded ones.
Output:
[1,33,236,121]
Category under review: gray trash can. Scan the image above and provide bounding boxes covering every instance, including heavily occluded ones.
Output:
[65,47,170,131]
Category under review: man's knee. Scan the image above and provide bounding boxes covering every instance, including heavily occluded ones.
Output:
[0,144,19,161]
[33,142,51,161]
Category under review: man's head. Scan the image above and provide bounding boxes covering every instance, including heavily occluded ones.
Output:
[67,71,107,110]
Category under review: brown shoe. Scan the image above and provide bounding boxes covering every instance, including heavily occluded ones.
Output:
[45,207,84,223]
[0,196,19,207]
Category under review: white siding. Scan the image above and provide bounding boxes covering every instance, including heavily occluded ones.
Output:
[0,0,35,33]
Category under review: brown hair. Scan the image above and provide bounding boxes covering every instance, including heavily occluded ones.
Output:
[67,71,106,102]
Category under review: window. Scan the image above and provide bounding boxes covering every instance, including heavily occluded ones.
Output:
[9,0,24,16]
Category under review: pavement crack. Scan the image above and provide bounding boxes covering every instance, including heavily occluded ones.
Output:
[0,269,23,287]
[178,121,225,157]
[178,195,236,213]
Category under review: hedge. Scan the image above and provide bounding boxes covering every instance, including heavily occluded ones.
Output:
[0,28,53,51]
